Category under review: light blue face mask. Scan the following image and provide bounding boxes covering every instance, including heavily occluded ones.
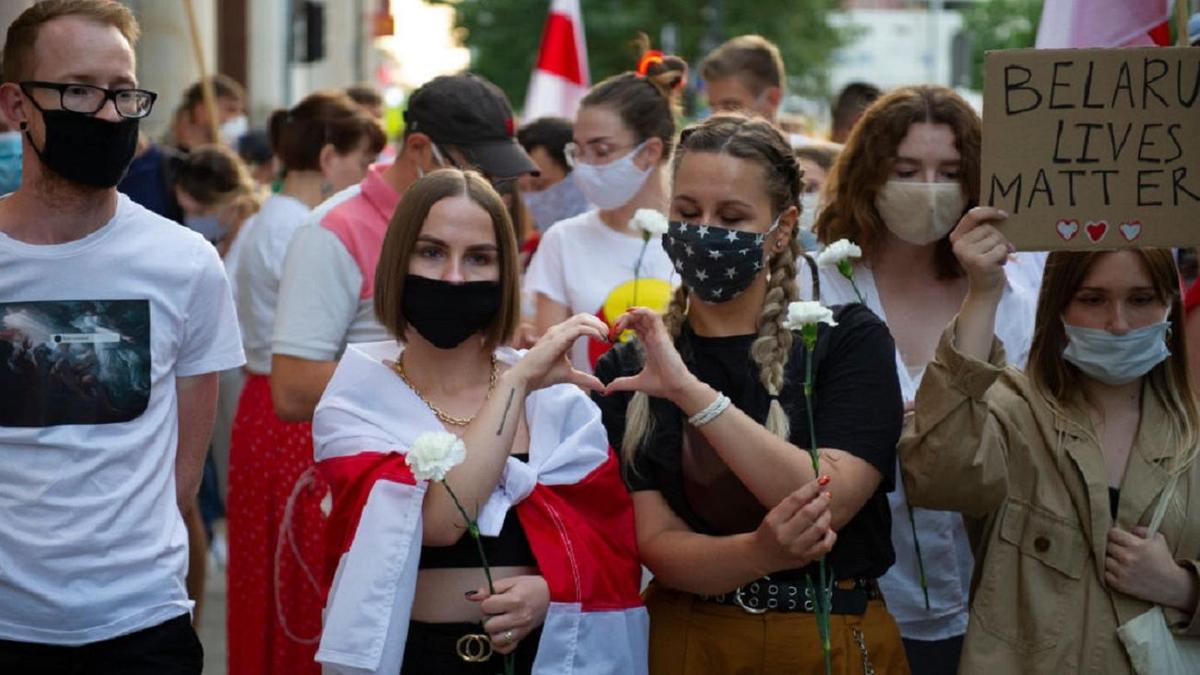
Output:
[0,131,22,195]
[184,214,226,244]
[1061,319,1171,386]
[521,173,592,232]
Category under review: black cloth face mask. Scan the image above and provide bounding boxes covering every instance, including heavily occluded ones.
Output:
[402,274,502,349]
[25,109,139,188]
[662,219,777,303]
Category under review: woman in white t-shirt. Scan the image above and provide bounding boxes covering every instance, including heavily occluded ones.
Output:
[225,90,385,675]
[812,85,1038,675]
[171,143,262,627]
[524,47,685,374]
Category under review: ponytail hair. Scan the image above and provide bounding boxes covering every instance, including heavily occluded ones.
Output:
[267,90,386,175]
[580,35,687,162]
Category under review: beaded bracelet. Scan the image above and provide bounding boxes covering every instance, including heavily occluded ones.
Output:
[689,393,731,427]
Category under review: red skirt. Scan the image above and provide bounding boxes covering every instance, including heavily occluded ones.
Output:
[226,374,327,675]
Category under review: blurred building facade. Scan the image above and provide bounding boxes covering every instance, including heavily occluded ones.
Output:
[831,0,981,93]
[0,0,458,139]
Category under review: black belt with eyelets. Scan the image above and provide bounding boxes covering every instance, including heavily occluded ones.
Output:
[698,577,882,615]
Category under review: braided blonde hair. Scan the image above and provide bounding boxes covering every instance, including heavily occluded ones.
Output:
[621,114,804,469]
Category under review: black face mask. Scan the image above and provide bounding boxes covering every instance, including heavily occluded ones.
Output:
[661,220,776,303]
[402,274,502,349]
[26,109,139,188]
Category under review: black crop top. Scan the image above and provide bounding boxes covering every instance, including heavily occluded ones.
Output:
[419,454,538,570]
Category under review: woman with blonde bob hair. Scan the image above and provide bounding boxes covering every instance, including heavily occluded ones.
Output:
[311,169,648,674]
[594,115,909,673]
[901,206,1200,674]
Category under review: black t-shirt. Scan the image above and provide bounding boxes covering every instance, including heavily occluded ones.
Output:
[593,303,902,581]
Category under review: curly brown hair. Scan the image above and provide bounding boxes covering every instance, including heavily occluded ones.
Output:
[816,85,981,279]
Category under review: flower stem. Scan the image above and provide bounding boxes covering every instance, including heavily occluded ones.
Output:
[632,239,649,308]
[441,480,513,674]
[804,341,833,675]
[907,501,931,610]
[838,261,866,305]
[441,480,495,592]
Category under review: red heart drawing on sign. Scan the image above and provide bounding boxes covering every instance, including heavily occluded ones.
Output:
[1119,221,1142,242]
[1055,219,1079,241]
[1085,220,1108,243]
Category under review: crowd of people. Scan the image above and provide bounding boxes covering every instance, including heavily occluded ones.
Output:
[2,1,1200,674]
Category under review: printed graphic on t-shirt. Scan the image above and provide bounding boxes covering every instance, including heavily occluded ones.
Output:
[587,277,672,368]
[0,300,151,426]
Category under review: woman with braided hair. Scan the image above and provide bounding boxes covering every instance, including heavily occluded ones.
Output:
[593,114,909,673]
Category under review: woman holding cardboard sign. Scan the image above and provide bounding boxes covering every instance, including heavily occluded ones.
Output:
[900,208,1200,674]
[812,84,1040,674]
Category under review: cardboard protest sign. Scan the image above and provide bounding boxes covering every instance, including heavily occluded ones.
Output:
[981,47,1200,250]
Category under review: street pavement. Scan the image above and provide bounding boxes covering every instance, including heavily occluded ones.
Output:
[198,526,228,675]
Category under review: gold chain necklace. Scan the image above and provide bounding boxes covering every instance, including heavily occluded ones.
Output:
[391,352,498,427]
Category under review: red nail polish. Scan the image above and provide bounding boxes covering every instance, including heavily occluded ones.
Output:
[825,491,833,500]
[818,475,831,487]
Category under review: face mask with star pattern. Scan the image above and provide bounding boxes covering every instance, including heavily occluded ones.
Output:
[662,217,778,303]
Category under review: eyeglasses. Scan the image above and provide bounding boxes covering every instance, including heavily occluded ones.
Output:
[20,81,157,119]
[563,140,639,168]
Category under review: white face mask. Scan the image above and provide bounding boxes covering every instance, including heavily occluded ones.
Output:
[798,192,821,251]
[799,192,820,231]
[874,181,965,245]
[218,114,248,146]
[571,140,652,210]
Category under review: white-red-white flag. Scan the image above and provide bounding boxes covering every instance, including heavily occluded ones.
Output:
[523,0,590,122]
[1035,0,1174,48]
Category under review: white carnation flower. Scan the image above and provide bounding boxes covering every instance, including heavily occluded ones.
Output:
[405,431,467,482]
[783,301,838,332]
[815,239,862,268]
[628,208,669,236]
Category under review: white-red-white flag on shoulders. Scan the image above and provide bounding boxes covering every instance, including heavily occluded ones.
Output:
[1036,0,1175,48]
[312,341,649,675]
[523,0,590,122]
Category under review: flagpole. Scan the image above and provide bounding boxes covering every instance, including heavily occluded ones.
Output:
[182,0,221,144]
[1177,0,1191,46]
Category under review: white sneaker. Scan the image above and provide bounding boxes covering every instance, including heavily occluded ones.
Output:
[210,531,228,570]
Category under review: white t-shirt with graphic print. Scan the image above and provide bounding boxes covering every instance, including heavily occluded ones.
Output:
[524,210,676,374]
[0,194,245,645]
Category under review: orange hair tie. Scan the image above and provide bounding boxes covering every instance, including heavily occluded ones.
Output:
[636,50,664,77]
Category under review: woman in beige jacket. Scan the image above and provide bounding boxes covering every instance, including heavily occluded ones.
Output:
[900,205,1200,673]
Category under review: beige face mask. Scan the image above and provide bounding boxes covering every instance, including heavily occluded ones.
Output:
[874,181,966,245]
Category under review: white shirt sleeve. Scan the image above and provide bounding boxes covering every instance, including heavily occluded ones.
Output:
[523,223,570,306]
[272,224,363,362]
[177,238,246,377]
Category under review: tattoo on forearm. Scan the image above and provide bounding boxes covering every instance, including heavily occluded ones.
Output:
[496,388,516,435]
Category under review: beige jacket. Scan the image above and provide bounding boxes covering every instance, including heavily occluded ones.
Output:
[899,322,1200,674]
